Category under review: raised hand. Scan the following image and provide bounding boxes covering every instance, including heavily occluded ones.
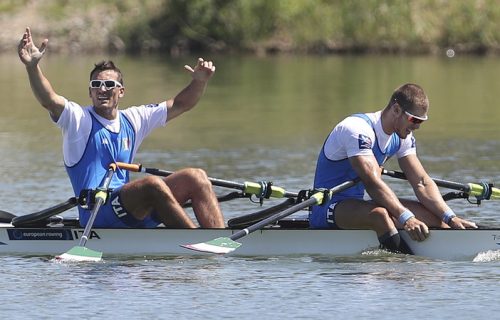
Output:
[184,58,216,82]
[18,27,48,66]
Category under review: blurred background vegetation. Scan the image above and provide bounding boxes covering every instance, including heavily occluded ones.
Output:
[2,0,500,55]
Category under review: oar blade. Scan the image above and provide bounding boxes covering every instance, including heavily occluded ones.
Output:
[55,246,103,262]
[0,210,16,223]
[181,237,241,254]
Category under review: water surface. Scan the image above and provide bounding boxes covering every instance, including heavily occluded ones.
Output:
[0,53,499,319]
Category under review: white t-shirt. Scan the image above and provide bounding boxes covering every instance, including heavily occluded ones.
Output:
[323,111,416,161]
[55,98,168,166]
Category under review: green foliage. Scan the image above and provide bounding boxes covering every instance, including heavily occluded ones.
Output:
[341,1,412,46]
[6,0,500,54]
[437,0,500,52]
[119,0,284,53]
[0,0,29,13]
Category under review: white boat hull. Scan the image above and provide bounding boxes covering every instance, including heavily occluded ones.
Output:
[0,223,499,261]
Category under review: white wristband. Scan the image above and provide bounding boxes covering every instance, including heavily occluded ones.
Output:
[398,209,415,226]
[442,210,456,224]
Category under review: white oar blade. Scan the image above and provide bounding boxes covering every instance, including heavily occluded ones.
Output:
[55,246,103,262]
[181,237,241,254]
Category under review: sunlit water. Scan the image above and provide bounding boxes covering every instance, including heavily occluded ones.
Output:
[0,53,499,319]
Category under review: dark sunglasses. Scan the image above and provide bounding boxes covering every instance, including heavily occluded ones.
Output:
[89,79,122,90]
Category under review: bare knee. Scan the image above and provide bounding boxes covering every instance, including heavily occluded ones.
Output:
[188,168,209,183]
[120,176,177,220]
[179,168,211,190]
[143,176,175,201]
[369,207,394,230]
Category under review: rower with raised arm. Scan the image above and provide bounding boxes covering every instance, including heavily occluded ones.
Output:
[310,83,477,254]
[18,27,225,229]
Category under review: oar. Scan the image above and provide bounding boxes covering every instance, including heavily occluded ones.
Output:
[181,178,360,254]
[0,198,78,225]
[227,198,296,228]
[0,210,16,223]
[116,162,298,199]
[381,168,500,199]
[56,163,117,262]
[6,197,78,226]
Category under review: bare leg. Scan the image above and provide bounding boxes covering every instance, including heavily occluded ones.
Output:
[119,175,197,228]
[334,199,395,237]
[162,168,225,228]
[334,199,413,253]
[335,198,445,235]
[119,168,224,228]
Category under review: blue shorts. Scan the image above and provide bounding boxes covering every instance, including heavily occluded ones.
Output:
[309,199,342,229]
[78,186,161,228]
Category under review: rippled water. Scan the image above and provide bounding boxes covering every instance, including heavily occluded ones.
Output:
[1,54,499,319]
[2,253,499,319]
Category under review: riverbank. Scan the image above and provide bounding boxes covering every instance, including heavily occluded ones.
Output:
[2,0,500,56]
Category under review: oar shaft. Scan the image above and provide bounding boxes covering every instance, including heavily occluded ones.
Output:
[79,197,104,247]
[114,162,143,172]
[468,183,500,199]
[382,168,500,200]
[229,196,318,241]
[229,178,360,241]
[382,169,469,191]
[115,162,299,198]
[181,178,361,254]
[11,197,78,227]
[146,167,243,189]
[78,163,116,247]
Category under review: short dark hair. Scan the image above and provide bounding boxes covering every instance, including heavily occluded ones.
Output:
[389,83,428,112]
[89,60,123,86]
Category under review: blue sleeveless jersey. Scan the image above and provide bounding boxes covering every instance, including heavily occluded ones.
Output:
[311,113,401,225]
[66,112,135,226]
